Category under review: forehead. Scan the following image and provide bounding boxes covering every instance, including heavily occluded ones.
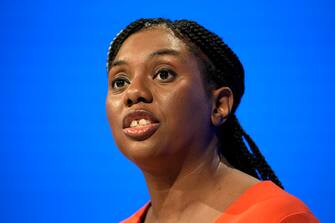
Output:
[114,28,189,60]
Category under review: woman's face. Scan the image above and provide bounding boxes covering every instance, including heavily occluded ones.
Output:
[106,28,216,170]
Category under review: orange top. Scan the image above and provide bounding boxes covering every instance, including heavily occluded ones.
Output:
[120,181,319,223]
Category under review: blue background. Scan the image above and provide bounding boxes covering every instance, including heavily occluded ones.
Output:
[1,0,334,222]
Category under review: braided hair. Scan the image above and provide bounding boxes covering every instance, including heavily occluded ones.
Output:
[106,18,283,189]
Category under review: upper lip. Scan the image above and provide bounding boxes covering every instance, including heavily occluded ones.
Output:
[122,110,160,128]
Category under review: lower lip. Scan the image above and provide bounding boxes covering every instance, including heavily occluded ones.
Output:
[123,123,160,141]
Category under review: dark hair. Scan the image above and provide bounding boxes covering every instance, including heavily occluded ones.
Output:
[106,18,283,189]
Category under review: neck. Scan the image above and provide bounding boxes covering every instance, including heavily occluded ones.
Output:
[140,137,232,221]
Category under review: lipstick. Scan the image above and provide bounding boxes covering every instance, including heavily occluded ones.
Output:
[122,110,160,141]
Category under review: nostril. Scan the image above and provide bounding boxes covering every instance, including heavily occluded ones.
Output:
[126,98,133,107]
[138,97,148,103]
[126,97,149,107]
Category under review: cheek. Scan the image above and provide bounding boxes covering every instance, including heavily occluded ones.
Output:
[105,95,123,132]
[106,97,128,154]
[159,80,211,128]
[105,98,114,123]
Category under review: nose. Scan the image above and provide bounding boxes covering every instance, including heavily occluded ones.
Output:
[124,76,153,107]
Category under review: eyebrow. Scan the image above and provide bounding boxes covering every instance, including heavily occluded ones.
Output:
[111,48,181,68]
[111,60,127,67]
[149,48,181,59]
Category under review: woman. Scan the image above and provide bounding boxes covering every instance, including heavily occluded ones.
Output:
[106,18,319,223]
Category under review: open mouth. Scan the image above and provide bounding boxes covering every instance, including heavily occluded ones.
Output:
[122,110,160,141]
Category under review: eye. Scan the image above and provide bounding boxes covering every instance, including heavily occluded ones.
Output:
[111,76,130,90]
[154,69,176,82]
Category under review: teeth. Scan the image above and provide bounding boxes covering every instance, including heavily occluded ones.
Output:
[139,119,149,125]
[130,120,138,127]
[129,119,151,128]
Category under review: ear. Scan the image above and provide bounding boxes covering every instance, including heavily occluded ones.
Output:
[211,87,234,126]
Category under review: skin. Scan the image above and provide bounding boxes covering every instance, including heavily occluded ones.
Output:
[106,28,259,223]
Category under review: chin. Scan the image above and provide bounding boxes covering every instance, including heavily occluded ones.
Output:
[117,137,161,159]
[121,140,179,174]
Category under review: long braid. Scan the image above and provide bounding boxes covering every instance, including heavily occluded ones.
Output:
[241,128,283,188]
[219,115,259,178]
[106,18,283,189]
[174,20,244,113]
[172,20,284,188]
[221,115,283,188]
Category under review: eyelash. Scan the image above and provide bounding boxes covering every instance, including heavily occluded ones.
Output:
[153,68,176,82]
[110,68,176,91]
[111,76,130,90]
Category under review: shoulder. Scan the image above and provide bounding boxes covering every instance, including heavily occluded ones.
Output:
[279,211,320,223]
[216,181,319,223]
[242,191,319,223]
[120,202,150,223]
